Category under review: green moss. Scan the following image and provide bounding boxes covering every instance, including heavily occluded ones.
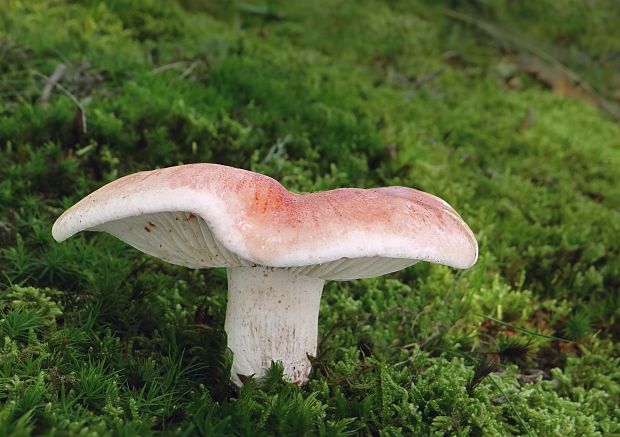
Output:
[1,0,619,434]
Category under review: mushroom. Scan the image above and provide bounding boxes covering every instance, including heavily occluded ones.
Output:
[52,163,477,386]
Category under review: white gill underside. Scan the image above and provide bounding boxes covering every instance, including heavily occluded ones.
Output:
[94,211,418,280]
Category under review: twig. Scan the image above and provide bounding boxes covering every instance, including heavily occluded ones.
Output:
[32,70,87,133]
[444,9,620,123]
[150,61,190,75]
[40,63,66,104]
[180,61,199,79]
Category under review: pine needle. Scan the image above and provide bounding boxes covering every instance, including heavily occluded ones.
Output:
[488,375,535,437]
[479,315,570,342]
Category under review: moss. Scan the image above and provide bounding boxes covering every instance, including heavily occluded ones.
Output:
[1,0,619,434]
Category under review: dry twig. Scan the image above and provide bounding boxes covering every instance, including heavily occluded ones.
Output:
[445,9,620,123]
[40,63,66,104]
[33,69,88,133]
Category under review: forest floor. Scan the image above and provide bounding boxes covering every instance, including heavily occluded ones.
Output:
[1,1,619,435]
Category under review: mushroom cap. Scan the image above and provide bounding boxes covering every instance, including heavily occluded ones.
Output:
[52,164,478,280]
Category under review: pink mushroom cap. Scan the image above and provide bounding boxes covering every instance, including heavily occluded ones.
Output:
[52,163,478,280]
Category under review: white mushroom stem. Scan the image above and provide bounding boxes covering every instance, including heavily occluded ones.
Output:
[225,266,325,386]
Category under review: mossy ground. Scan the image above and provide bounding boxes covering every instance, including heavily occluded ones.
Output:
[1,0,620,435]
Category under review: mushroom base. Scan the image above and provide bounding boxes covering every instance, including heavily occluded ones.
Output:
[225,266,325,386]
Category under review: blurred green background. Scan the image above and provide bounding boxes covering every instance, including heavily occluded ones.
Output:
[1,0,619,435]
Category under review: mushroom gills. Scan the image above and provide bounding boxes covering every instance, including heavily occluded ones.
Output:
[94,211,250,268]
[94,211,419,279]
[290,257,418,280]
